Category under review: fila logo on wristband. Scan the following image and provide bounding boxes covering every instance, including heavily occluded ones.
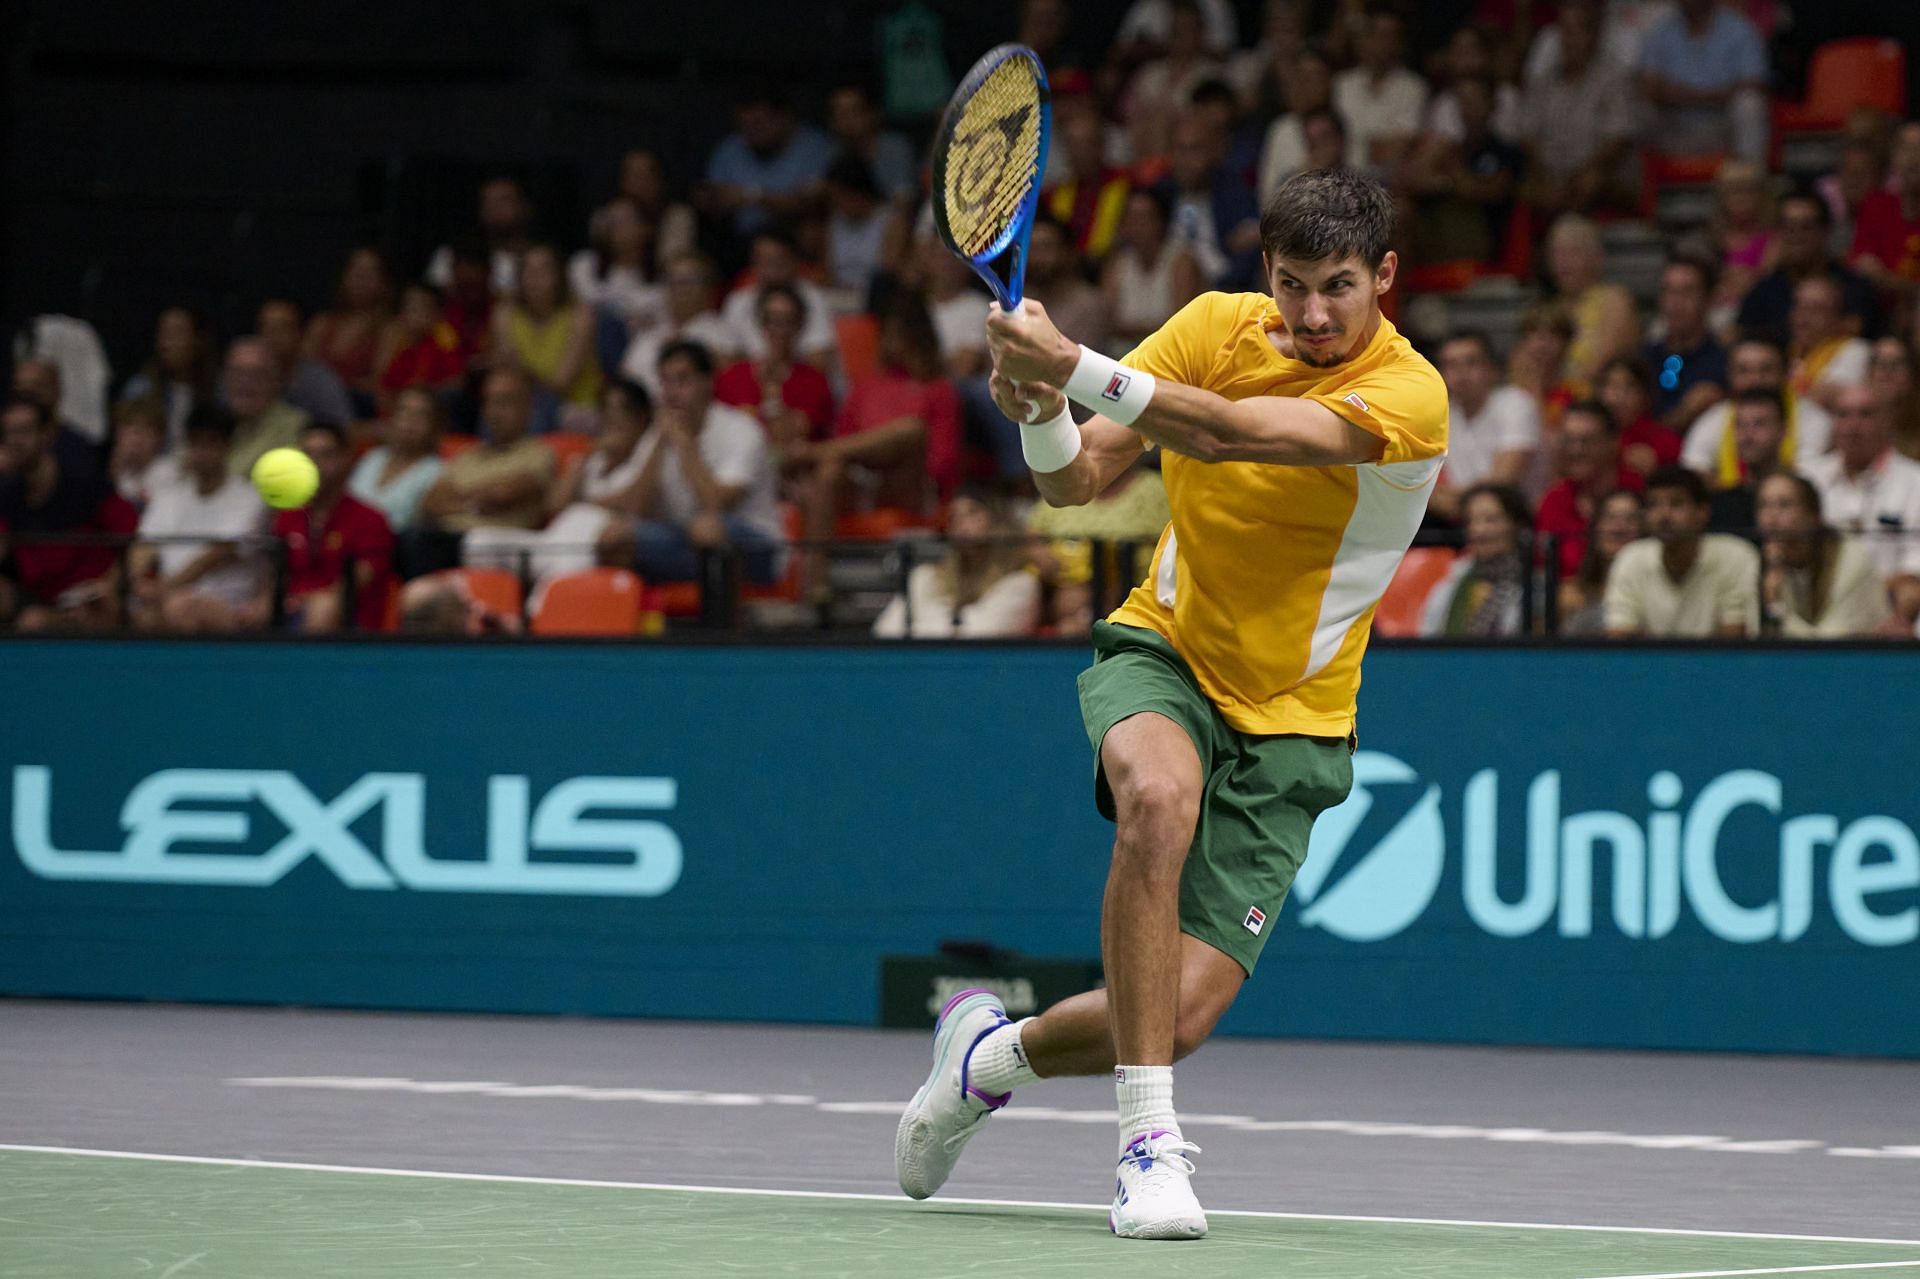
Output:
[1244,905,1267,935]
[1102,372,1132,401]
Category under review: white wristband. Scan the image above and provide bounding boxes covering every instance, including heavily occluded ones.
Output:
[1020,403,1083,474]
[1062,345,1157,427]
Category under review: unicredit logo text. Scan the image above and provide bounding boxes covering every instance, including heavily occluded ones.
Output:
[1296,753,1918,948]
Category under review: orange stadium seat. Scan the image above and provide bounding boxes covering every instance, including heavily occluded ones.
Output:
[448,567,524,621]
[539,431,597,470]
[1775,38,1907,133]
[531,568,645,636]
[1372,547,1458,638]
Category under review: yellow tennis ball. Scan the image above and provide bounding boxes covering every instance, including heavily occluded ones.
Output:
[251,447,319,510]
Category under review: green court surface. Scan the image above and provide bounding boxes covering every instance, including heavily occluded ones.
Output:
[3,1147,1918,1279]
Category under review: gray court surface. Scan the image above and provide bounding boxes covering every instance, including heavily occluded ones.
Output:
[2,999,1915,1241]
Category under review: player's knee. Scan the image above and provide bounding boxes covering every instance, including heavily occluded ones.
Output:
[1110,769,1198,842]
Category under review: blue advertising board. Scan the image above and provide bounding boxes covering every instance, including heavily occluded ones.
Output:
[1,640,1915,1056]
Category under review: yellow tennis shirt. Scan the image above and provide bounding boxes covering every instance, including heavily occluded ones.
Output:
[1107,291,1449,737]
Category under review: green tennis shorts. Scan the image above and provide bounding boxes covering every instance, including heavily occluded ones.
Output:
[1076,621,1355,976]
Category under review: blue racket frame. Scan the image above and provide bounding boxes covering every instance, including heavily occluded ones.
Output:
[931,43,1052,310]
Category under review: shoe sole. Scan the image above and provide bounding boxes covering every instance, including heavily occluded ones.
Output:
[894,988,1004,1201]
[1110,1212,1208,1240]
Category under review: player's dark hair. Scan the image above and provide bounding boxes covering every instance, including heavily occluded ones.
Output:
[1261,168,1393,269]
[1441,329,1498,363]
[300,419,348,449]
[659,338,715,378]
[182,401,237,444]
[1732,387,1787,422]
[1646,463,1709,505]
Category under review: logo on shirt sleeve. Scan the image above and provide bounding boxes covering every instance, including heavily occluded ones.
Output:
[1102,372,1132,401]
[1342,392,1370,414]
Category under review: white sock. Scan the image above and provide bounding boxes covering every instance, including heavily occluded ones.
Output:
[1116,1064,1178,1151]
[966,1018,1040,1096]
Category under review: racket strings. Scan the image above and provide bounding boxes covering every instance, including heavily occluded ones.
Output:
[943,62,1042,257]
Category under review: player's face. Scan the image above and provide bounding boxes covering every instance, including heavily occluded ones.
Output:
[1267,252,1394,368]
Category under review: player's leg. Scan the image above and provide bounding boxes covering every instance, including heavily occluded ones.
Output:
[1013,932,1244,1077]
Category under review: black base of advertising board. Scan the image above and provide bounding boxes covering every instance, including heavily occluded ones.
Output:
[879,943,1104,1029]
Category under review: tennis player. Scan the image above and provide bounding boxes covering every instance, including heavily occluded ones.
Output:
[895,169,1448,1239]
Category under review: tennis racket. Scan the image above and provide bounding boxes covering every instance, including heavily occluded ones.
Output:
[931,43,1052,310]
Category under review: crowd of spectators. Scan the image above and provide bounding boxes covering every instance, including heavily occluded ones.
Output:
[3,0,1918,641]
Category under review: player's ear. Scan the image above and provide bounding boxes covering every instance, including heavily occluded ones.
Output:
[1373,250,1398,297]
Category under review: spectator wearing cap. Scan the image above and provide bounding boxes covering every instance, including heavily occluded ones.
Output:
[1737,192,1881,349]
[1799,384,1920,632]
[1635,0,1768,164]
[699,88,837,242]
[1536,400,1645,579]
[1558,488,1646,636]
[1604,465,1759,638]
[349,386,446,533]
[1756,471,1891,637]
[613,340,783,586]
[257,299,355,428]
[418,367,555,536]
[130,404,267,634]
[1850,120,1920,306]
[714,284,836,457]
[1421,483,1534,638]
[1256,47,1335,198]
[826,82,917,206]
[1682,336,1831,485]
[221,337,310,480]
[268,421,394,633]
[0,393,137,631]
[620,252,740,400]
[1545,214,1640,395]
[823,156,905,305]
[1043,110,1132,264]
[1596,356,1683,479]
[427,176,533,294]
[1518,0,1635,220]
[1433,331,1540,523]
[12,358,103,481]
[304,248,396,410]
[120,306,217,447]
[1331,9,1427,175]
[1704,389,1790,535]
[720,229,838,371]
[1787,276,1871,413]
[1103,188,1202,351]
[1023,215,1108,357]
[1124,1,1225,161]
[1639,258,1728,431]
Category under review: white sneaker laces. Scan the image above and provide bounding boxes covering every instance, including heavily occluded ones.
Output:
[1126,1136,1201,1181]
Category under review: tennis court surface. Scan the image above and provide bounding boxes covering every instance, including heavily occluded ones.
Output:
[4,1001,1917,1277]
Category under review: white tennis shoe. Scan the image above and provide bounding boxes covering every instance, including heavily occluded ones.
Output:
[894,987,1011,1200]
[1110,1130,1208,1240]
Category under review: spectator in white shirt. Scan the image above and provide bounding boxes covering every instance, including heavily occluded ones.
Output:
[1788,275,1872,413]
[721,228,838,369]
[1257,47,1336,197]
[1799,384,1920,631]
[426,176,533,294]
[1756,472,1890,637]
[873,488,1041,638]
[619,253,740,400]
[1605,464,1760,637]
[1113,0,1238,60]
[1433,331,1541,521]
[1331,9,1428,174]
[131,405,267,633]
[568,197,666,332]
[919,240,992,378]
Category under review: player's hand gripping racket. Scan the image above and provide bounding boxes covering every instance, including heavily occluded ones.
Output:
[932,44,1052,312]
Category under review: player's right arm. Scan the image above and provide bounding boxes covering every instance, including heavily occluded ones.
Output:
[986,371,1143,508]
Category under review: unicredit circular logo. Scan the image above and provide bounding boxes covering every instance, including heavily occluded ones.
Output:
[1294,751,1445,942]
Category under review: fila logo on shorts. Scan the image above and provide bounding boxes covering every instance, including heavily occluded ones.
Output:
[1243,906,1266,935]
[1102,372,1132,401]
[1343,392,1369,413]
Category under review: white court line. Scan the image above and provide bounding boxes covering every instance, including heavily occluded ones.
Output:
[1587,1262,1920,1279]
[3,1143,1919,1250]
